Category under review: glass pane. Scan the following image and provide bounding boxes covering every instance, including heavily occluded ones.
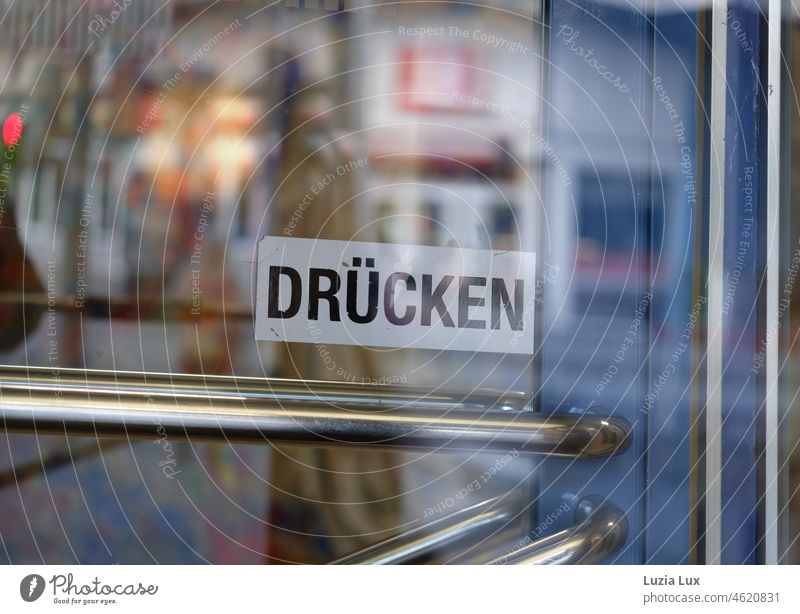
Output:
[0,0,542,563]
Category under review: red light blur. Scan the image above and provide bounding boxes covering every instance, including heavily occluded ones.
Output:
[3,113,24,148]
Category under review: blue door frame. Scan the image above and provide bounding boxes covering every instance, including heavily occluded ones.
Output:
[537,0,768,564]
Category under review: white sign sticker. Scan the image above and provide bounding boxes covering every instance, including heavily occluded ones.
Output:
[255,237,536,354]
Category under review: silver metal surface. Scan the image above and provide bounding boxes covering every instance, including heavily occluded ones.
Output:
[485,497,627,565]
[764,0,782,565]
[331,495,627,565]
[0,365,528,412]
[330,494,520,565]
[706,0,728,565]
[0,366,629,456]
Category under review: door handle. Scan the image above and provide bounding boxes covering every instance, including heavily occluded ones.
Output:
[331,495,627,565]
[330,494,519,565]
[0,366,629,456]
[481,496,627,565]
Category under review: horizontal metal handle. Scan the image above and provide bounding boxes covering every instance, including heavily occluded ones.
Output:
[0,291,253,320]
[0,366,529,412]
[0,366,629,456]
[331,495,627,565]
[330,494,519,565]
[485,497,627,565]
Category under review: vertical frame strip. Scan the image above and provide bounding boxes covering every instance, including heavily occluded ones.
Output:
[706,0,728,566]
[765,0,782,565]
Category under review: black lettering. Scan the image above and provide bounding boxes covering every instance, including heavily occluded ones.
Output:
[308,268,341,321]
[384,273,416,325]
[346,269,379,324]
[421,274,455,327]
[458,276,486,329]
[491,279,524,330]
[268,266,301,318]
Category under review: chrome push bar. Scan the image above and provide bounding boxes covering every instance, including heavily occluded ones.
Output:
[483,497,628,565]
[331,495,627,565]
[330,494,519,565]
[0,366,629,456]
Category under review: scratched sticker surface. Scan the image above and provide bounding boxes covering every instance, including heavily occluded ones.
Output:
[255,237,535,354]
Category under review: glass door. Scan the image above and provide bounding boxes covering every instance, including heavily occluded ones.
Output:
[0,0,794,565]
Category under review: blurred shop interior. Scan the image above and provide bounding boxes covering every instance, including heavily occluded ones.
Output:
[0,0,546,564]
